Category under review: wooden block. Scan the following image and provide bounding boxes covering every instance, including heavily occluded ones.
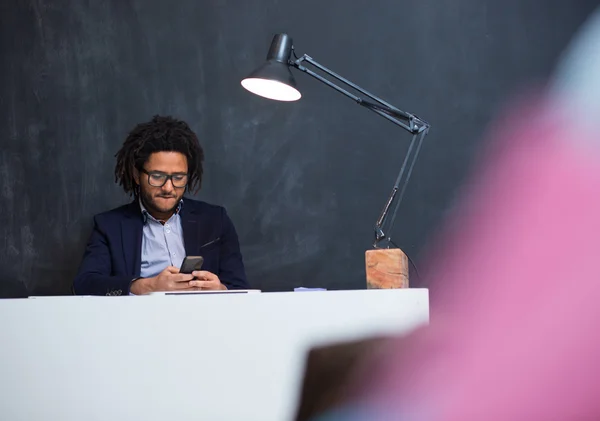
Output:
[365,248,409,289]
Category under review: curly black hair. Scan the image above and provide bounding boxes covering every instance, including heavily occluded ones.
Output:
[114,115,204,196]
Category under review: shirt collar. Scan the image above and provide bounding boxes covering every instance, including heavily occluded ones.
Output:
[139,197,184,224]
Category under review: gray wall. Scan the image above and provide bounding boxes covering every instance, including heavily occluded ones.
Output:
[0,0,596,296]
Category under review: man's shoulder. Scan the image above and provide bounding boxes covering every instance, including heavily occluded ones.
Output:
[91,198,228,224]
[181,197,225,215]
[93,201,139,223]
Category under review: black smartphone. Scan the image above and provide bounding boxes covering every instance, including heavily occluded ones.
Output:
[180,256,204,274]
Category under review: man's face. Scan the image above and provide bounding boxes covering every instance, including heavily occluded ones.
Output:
[135,151,188,218]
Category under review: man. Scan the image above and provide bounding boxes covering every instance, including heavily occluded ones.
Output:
[73,115,249,295]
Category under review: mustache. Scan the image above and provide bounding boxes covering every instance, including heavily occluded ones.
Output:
[156,194,177,199]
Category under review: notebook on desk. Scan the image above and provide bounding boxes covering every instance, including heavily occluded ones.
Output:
[148,289,261,296]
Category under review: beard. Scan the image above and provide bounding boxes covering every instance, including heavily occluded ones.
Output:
[139,187,181,217]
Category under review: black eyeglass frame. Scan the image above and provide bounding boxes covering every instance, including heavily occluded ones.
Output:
[140,169,189,188]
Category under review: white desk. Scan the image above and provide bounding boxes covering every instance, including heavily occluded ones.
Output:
[0,289,429,421]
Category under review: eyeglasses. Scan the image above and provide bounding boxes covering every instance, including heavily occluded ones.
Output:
[141,169,189,188]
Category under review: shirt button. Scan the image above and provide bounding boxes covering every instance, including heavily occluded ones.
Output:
[165,229,171,234]
[165,224,170,228]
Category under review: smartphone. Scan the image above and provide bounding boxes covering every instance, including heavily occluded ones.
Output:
[180,256,204,274]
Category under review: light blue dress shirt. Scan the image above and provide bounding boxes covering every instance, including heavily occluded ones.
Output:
[139,199,186,279]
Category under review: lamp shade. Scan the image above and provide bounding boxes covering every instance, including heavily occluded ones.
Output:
[241,33,302,101]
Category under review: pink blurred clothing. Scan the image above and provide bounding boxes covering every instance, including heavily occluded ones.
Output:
[356,91,600,421]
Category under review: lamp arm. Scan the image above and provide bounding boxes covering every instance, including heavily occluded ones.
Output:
[373,127,428,248]
[292,54,429,132]
[290,53,430,248]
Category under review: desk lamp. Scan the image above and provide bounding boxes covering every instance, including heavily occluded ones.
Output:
[241,34,430,288]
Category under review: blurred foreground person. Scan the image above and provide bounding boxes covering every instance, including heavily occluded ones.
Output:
[310,7,600,421]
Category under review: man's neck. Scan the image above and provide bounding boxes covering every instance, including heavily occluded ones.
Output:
[150,211,173,224]
[138,198,177,224]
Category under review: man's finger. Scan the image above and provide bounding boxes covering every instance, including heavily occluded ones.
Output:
[165,266,181,274]
[192,270,218,280]
[189,279,217,288]
[172,273,194,282]
[173,281,197,290]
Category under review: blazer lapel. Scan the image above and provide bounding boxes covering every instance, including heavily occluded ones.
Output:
[121,202,143,277]
[181,206,200,256]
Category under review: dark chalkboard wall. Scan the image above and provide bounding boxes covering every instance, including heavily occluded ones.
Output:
[0,0,597,296]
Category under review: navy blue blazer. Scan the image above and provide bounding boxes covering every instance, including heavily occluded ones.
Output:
[73,198,249,295]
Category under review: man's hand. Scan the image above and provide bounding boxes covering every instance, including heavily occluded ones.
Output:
[130,266,195,294]
[189,271,227,290]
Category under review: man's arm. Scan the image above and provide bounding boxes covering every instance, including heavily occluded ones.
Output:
[72,217,135,296]
[217,208,249,289]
